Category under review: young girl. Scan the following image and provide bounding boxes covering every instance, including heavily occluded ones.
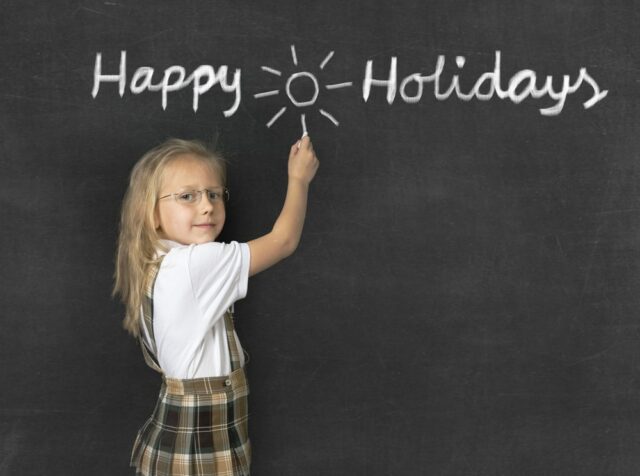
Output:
[112,135,319,475]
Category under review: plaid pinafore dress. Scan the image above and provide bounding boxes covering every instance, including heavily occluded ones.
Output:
[130,256,251,476]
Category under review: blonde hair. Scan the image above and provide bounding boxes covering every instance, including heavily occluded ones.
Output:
[112,138,227,337]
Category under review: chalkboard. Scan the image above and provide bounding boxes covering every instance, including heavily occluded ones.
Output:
[1,1,639,475]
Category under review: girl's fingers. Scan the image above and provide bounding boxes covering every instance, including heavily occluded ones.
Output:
[292,135,314,159]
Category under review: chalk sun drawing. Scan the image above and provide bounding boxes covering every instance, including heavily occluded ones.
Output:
[255,45,352,134]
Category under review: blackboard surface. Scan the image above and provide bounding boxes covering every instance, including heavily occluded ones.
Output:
[1,1,639,475]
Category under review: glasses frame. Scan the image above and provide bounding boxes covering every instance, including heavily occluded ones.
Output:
[158,187,230,205]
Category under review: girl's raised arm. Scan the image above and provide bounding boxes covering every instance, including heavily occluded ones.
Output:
[247,135,319,277]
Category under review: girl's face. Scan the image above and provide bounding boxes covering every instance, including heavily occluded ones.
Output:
[154,155,226,245]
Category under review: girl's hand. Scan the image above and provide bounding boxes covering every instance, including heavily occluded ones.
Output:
[288,135,319,185]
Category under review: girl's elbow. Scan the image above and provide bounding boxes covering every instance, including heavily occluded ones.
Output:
[270,229,299,259]
[282,241,296,258]
[270,233,296,260]
[283,237,301,258]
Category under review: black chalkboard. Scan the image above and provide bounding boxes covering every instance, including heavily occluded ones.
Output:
[2,1,639,475]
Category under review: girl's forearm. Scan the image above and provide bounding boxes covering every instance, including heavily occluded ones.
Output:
[271,177,310,255]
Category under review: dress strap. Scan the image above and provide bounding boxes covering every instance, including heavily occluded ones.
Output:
[137,257,165,375]
[224,308,243,371]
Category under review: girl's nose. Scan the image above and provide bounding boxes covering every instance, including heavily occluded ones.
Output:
[200,193,217,212]
[200,199,213,212]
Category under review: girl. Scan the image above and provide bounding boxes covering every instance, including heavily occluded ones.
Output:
[112,135,319,475]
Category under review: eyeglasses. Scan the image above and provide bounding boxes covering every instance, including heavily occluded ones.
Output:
[158,188,230,205]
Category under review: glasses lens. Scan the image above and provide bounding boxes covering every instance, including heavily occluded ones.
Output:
[207,188,229,202]
[177,191,197,203]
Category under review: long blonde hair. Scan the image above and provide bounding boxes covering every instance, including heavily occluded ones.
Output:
[112,138,227,337]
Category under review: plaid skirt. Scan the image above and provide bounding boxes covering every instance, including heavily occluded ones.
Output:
[130,367,251,476]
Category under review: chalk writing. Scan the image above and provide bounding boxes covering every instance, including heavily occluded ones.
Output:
[91,47,608,131]
[92,51,241,117]
[363,51,608,116]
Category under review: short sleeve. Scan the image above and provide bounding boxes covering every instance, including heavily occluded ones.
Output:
[186,241,250,330]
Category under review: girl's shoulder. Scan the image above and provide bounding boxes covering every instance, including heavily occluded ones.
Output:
[156,239,248,266]
[157,239,242,253]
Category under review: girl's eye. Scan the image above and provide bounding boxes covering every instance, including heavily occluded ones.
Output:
[178,192,195,202]
[207,191,221,201]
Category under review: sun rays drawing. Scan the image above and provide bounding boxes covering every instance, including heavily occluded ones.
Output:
[254,45,352,134]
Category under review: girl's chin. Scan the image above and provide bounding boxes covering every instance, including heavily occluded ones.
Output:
[198,233,221,243]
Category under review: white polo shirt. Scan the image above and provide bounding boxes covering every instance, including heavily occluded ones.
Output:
[141,239,251,379]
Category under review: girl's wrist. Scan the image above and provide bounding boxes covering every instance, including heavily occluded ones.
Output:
[288,176,310,187]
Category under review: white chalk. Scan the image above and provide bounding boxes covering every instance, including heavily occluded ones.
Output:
[297,130,308,149]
